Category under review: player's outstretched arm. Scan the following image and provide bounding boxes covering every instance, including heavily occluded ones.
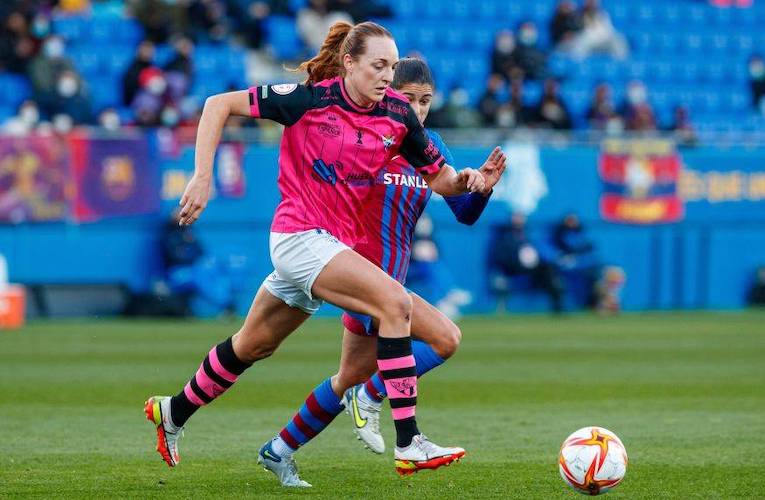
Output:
[478,146,508,195]
[443,147,508,225]
[179,90,251,226]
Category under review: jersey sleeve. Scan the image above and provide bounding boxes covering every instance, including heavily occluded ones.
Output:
[247,83,314,126]
[399,108,446,176]
[426,130,455,165]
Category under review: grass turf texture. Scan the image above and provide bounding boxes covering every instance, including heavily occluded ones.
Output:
[1,312,764,499]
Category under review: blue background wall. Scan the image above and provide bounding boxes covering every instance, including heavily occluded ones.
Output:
[1,140,764,314]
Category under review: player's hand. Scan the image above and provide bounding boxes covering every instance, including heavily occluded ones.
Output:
[178,174,211,225]
[457,167,486,193]
[478,146,508,195]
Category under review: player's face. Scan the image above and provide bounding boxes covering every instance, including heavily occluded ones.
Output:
[398,83,434,126]
[344,36,399,106]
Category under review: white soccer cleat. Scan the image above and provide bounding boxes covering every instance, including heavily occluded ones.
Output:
[144,395,184,467]
[257,439,312,488]
[343,385,385,454]
[394,434,466,476]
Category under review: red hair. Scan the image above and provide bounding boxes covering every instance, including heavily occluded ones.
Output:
[293,21,393,84]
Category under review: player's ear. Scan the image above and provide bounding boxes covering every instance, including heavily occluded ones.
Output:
[342,53,354,74]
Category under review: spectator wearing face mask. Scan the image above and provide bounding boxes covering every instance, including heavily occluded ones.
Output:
[748,54,765,112]
[570,0,629,60]
[42,69,93,126]
[27,35,74,96]
[666,105,698,147]
[2,100,41,135]
[97,108,122,132]
[490,29,519,82]
[123,40,155,106]
[550,0,583,48]
[621,80,656,131]
[586,82,623,133]
[512,21,548,81]
[496,78,535,129]
[131,66,170,127]
[533,78,572,130]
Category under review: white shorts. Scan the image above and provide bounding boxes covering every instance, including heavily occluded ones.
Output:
[262,229,350,314]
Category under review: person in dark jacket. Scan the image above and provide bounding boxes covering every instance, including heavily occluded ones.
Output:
[488,214,564,312]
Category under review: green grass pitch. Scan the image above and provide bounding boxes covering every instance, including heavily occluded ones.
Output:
[1,312,764,499]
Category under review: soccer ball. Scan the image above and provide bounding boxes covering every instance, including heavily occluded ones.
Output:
[558,426,628,495]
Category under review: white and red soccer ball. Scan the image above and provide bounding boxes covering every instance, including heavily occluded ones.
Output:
[558,426,628,495]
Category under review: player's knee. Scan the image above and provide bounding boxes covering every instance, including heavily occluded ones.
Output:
[232,331,279,363]
[336,366,371,390]
[434,321,462,359]
[378,283,412,321]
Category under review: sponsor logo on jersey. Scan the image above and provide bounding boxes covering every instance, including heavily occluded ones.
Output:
[312,159,337,185]
[344,172,375,187]
[381,134,395,150]
[423,139,441,162]
[271,83,298,95]
[318,122,341,138]
[379,99,409,116]
[383,172,429,189]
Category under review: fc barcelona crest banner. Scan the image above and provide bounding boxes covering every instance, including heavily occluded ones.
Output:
[599,139,684,224]
[69,133,160,222]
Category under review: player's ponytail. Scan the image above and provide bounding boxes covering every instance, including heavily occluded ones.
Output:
[293,21,393,84]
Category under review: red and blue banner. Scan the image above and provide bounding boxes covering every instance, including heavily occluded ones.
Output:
[599,139,684,224]
[69,133,160,222]
[0,134,70,223]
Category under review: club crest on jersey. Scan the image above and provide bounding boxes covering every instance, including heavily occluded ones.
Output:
[389,379,415,397]
[271,83,297,95]
[381,134,395,150]
[356,130,363,145]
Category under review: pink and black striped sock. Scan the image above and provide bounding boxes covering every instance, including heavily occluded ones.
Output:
[169,337,251,427]
[377,336,419,448]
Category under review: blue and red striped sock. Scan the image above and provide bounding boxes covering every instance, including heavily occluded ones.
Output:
[273,378,344,457]
[363,340,444,402]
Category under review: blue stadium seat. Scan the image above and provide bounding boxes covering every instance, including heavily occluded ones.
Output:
[475,2,499,21]
[0,74,31,109]
[89,78,121,111]
[52,16,88,42]
[69,47,103,75]
[265,15,303,61]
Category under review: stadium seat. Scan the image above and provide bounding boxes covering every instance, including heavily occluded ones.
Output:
[0,74,31,110]
[265,15,303,61]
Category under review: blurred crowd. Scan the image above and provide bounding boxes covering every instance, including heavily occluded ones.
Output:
[0,0,761,139]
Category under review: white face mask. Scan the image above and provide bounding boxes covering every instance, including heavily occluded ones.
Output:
[99,111,120,131]
[627,85,647,105]
[750,61,765,79]
[19,105,39,125]
[57,76,78,98]
[44,39,64,59]
[53,113,73,133]
[519,29,537,46]
[161,107,180,127]
[496,34,515,54]
[414,216,433,237]
[147,76,167,95]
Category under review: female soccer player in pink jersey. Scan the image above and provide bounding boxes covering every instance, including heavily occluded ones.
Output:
[257,57,506,487]
[144,21,506,481]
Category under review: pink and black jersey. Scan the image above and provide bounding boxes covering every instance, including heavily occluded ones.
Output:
[248,77,445,247]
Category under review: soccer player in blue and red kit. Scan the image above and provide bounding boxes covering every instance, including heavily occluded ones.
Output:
[258,58,506,486]
[144,20,507,485]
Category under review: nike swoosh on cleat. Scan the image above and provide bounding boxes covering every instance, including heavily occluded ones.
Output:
[262,448,281,463]
[350,387,367,429]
